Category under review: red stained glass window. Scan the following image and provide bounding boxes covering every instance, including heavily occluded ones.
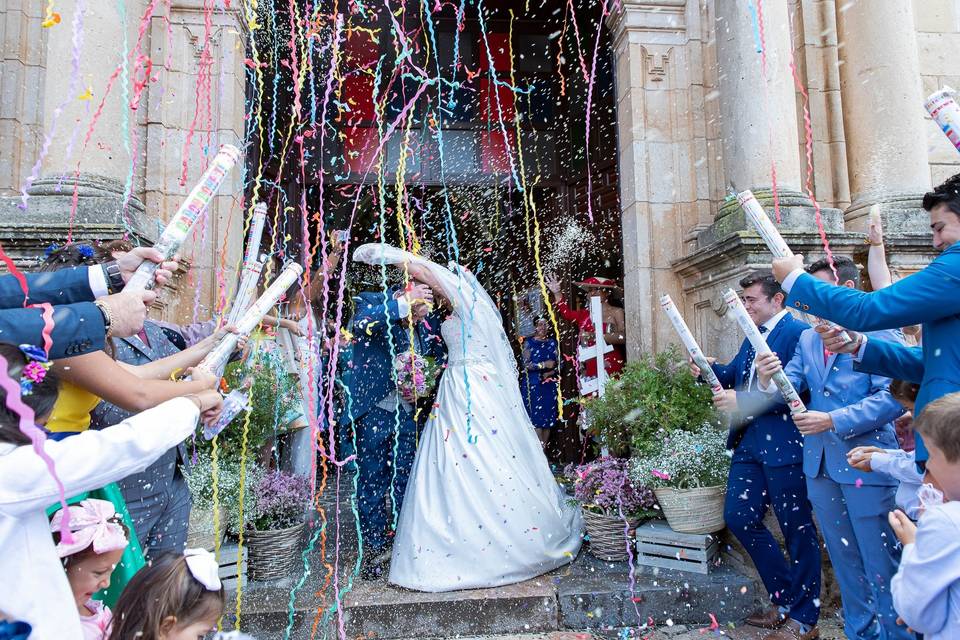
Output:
[480,130,515,174]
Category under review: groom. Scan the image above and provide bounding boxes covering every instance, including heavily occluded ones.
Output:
[340,278,446,579]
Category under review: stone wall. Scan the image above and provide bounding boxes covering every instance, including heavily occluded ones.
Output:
[915,0,960,185]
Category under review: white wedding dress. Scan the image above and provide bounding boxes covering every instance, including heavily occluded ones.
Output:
[352,243,583,592]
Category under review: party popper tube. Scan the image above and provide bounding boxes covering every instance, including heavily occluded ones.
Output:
[125,144,242,291]
[225,259,265,327]
[660,294,724,397]
[722,288,807,415]
[737,189,853,346]
[925,87,960,154]
[196,261,304,377]
[243,203,268,265]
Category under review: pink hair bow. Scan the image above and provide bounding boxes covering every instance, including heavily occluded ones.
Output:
[184,548,222,591]
[49,499,128,558]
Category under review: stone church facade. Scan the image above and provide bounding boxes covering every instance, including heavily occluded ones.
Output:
[1,0,957,358]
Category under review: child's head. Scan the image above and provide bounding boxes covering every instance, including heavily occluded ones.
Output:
[0,342,59,445]
[914,392,960,501]
[890,379,921,414]
[50,499,129,610]
[108,550,225,640]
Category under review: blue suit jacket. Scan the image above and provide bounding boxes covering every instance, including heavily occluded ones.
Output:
[711,311,809,466]
[338,291,446,424]
[0,267,106,358]
[775,328,904,485]
[786,241,960,461]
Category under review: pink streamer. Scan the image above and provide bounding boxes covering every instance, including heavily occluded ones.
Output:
[754,0,782,222]
[582,0,610,224]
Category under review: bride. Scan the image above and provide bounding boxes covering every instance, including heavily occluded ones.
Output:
[353,243,583,592]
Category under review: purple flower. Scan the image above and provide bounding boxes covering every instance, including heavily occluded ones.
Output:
[251,470,312,530]
[565,456,657,517]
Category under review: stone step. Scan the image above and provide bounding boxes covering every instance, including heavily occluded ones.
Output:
[233,551,762,639]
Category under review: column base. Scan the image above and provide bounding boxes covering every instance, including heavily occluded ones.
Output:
[697,188,845,249]
[844,192,928,235]
[1,173,152,267]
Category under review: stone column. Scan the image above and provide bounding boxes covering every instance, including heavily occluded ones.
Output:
[608,0,705,358]
[835,0,931,232]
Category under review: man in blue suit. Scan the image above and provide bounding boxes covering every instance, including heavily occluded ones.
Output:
[772,173,960,465]
[691,272,821,639]
[339,280,445,579]
[756,256,910,640]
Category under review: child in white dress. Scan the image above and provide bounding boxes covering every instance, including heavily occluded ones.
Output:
[889,392,960,639]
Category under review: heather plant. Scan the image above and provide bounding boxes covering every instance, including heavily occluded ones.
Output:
[565,456,658,518]
[249,470,312,531]
[629,424,730,490]
[584,345,720,456]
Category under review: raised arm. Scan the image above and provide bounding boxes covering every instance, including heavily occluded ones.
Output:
[867,215,893,290]
[855,339,925,385]
[53,351,218,413]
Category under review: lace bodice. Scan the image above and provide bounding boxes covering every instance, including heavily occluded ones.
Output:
[442,316,495,366]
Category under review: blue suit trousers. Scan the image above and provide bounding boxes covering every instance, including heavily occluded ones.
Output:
[806,469,911,640]
[354,405,418,552]
[725,444,821,626]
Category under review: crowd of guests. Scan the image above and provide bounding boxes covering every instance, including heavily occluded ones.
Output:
[687,173,960,639]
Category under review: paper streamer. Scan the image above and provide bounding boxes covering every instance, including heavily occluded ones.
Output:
[225,259,265,327]
[722,289,806,414]
[196,261,304,377]
[737,189,852,345]
[125,144,241,291]
[659,294,723,397]
[925,87,960,154]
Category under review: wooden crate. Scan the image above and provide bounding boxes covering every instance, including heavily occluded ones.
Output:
[635,521,720,575]
[217,543,247,591]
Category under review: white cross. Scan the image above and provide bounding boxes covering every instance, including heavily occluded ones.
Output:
[577,296,613,397]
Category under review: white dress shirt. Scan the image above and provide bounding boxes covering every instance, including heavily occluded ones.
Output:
[747,309,790,390]
[0,397,200,639]
[892,502,960,638]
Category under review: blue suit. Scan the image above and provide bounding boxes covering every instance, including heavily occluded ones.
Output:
[785,241,960,462]
[774,328,909,640]
[338,291,445,552]
[0,267,106,358]
[712,311,822,627]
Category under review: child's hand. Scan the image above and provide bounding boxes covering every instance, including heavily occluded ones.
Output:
[847,446,883,472]
[888,510,917,546]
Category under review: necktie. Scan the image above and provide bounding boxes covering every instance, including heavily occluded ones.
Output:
[745,325,768,390]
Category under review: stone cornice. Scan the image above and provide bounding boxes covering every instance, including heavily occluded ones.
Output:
[606,0,687,49]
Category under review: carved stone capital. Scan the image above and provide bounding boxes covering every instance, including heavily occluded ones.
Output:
[607,0,687,49]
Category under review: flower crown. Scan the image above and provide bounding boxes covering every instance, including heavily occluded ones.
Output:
[18,344,51,396]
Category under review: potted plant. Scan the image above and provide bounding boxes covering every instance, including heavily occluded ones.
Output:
[181,451,262,548]
[585,346,719,456]
[566,456,659,561]
[245,470,312,581]
[630,425,730,534]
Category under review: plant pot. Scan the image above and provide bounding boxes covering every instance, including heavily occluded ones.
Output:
[186,506,226,551]
[653,486,726,534]
[581,508,642,561]
[245,522,305,581]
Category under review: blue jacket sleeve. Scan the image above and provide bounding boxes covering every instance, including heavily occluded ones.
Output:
[0,303,105,359]
[786,247,960,331]
[764,334,809,406]
[855,339,925,385]
[353,296,407,336]
[829,377,904,439]
[0,267,97,309]
[711,341,749,389]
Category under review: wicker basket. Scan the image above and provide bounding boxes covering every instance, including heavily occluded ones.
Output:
[581,508,642,561]
[186,506,226,551]
[653,486,726,534]
[245,522,305,581]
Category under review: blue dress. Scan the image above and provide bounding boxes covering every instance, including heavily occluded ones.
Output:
[520,338,559,429]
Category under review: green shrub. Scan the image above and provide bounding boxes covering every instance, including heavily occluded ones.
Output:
[585,345,720,456]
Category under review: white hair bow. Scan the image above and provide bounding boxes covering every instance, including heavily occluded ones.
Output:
[184,548,222,591]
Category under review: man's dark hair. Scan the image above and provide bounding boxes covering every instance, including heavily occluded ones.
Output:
[922,172,960,216]
[806,255,860,287]
[739,271,785,305]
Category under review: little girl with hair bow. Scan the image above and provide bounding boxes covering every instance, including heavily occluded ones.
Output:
[108,549,225,640]
[50,499,130,639]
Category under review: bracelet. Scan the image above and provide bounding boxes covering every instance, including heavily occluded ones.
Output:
[94,300,115,338]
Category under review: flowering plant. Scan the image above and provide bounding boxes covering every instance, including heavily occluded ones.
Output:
[249,470,312,531]
[181,451,262,535]
[393,351,440,400]
[629,424,729,490]
[564,456,658,518]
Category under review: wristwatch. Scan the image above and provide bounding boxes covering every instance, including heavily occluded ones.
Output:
[102,261,125,294]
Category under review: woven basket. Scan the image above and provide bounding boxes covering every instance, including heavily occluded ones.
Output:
[186,506,226,551]
[246,521,305,581]
[653,486,726,534]
[581,508,642,561]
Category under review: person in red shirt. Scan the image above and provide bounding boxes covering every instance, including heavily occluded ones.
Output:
[546,275,626,388]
